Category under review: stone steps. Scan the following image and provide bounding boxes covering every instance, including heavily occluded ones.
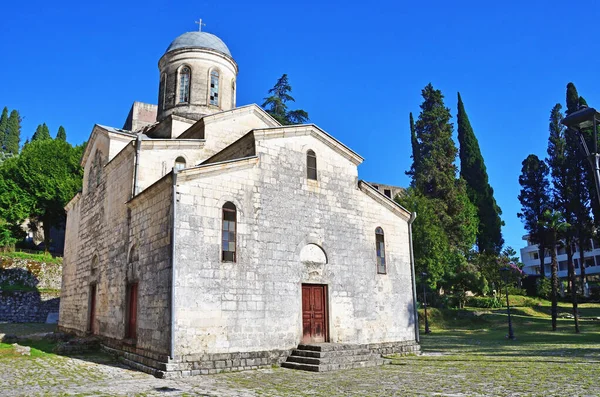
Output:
[281,343,389,372]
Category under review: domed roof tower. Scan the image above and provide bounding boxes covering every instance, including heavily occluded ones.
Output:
[157,29,238,122]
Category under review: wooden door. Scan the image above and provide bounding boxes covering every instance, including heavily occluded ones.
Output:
[302,284,327,343]
[88,284,96,334]
[127,283,138,339]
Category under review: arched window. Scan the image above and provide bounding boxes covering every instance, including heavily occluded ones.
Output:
[307,150,317,180]
[178,66,191,103]
[231,80,236,108]
[210,69,220,106]
[159,73,166,109]
[126,245,139,340]
[175,156,186,171]
[222,202,237,262]
[376,227,386,274]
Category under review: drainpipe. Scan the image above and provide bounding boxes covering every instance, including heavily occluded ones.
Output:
[169,167,178,360]
[407,212,420,343]
[132,134,142,198]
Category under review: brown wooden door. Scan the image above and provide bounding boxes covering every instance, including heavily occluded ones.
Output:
[127,283,138,339]
[302,284,327,343]
[88,284,96,334]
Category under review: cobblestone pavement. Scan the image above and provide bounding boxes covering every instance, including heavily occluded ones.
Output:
[2,349,600,397]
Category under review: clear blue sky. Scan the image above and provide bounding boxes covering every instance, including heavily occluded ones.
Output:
[2,0,600,253]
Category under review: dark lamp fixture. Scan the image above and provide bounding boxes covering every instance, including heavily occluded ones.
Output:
[561,106,600,206]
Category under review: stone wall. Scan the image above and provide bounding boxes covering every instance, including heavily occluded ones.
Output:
[0,257,62,291]
[0,291,60,323]
[172,128,416,357]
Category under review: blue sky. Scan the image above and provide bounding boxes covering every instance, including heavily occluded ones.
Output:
[2,0,600,253]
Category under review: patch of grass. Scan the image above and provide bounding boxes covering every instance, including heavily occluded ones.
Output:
[0,251,62,265]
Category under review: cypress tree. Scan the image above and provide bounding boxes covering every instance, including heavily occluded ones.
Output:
[56,126,67,141]
[0,108,8,153]
[457,93,504,253]
[411,84,477,255]
[32,123,51,141]
[517,154,551,278]
[406,112,419,180]
[5,110,21,155]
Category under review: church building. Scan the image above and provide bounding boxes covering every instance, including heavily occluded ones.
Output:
[58,28,420,377]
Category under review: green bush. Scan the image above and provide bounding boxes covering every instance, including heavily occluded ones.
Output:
[536,278,552,300]
[466,296,503,309]
[507,286,527,296]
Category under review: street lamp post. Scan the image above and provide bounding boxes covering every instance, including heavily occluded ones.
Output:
[500,267,515,340]
[422,272,430,334]
[561,106,600,206]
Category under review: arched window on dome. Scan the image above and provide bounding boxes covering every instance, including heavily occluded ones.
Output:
[210,69,220,106]
[159,73,166,109]
[222,202,237,262]
[178,66,191,104]
[376,227,386,274]
[174,156,186,171]
[231,80,236,108]
[307,150,317,180]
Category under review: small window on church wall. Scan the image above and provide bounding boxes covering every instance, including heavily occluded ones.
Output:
[307,150,317,180]
[160,73,166,109]
[175,157,186,171]
[179,66,191,103]
[210,70,220,106]
[222,202,237,262]
[376,227,386,274]
[231,80,236,108]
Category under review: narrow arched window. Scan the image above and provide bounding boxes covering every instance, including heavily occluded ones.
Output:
[376,227,386,274]
[231,80,236,108]
[175,156,186,171]
[160,73,167,109]
[179,66,191,103]
[307,150,317,180]
[210,69,220,106]
[222,202,237,262]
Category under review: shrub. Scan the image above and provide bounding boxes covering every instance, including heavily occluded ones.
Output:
[466,296,503,309]
[536,278,552,300]
[507,286,527,296]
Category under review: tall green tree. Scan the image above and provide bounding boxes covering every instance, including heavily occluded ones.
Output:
[540,210,569,331]
[10,139,83,248]
[457,92,504,253]
[262,74,309,125]
[56,126,67,141]
[0,107,8,154]
[31,123,51,141]
[406,112,419,179]
[411,84,477,254]
[546,103,581,333]
[517,154,551,278]
[5,110,21,155]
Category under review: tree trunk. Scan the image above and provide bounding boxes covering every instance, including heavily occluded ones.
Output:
[566,244,580,333]
[578,235,587,293]
[539,244,546,278]
[550,248,558,331]
[42,215,51,253]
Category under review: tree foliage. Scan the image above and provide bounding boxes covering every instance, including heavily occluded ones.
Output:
[457,93,504,254]
[262,74,309,125]
[5,110,21,155]
[31,123,51,141]
[56,126,67,141]
[517,155,551,277]
[0,108,8,154]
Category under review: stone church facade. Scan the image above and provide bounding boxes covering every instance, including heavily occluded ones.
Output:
[59,29,420,377]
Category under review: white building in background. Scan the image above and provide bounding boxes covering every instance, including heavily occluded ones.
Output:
[520,235,600,280]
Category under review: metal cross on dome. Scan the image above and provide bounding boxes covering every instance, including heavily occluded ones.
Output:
[195,18,206,32]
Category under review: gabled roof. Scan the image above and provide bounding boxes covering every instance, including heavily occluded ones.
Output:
[177,104,280,139]
[80,124,136,166]
[359,181,412,220]
[252,124,364,165]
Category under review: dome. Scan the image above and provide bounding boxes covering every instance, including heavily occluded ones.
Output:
[165,32,232,57]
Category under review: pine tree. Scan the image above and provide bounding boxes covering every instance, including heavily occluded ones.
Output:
[517,154,551,278]
[56,126,67,141]
[408,84,477,283]
[5,110,21,155]
[32,123,51,141]
[0,108,8,153]
[262,74,309,125]
[457,93,504,253]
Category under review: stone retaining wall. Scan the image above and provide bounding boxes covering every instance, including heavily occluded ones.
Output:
[0,291,60,323]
